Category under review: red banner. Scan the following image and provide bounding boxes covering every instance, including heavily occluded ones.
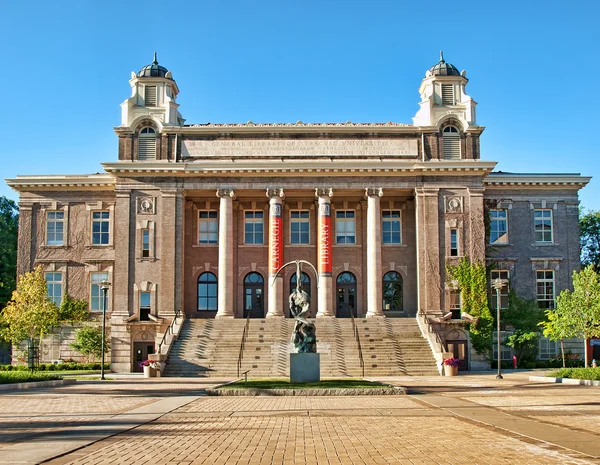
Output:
[269,214,282,274]
[318,206,332,274]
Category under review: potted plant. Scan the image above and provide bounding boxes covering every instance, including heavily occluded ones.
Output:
[140,360,160,378]
[442,357,460,376]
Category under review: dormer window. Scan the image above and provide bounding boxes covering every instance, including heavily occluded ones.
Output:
[442,126,460,160]
[144,86,157,106]
[138,127,156,160]
[441,84,455,105]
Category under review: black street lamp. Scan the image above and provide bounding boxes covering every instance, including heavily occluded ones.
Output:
[100,280,111,380]
[492,278,507,380]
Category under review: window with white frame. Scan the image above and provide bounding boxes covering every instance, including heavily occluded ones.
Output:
[490,209,508,244]
[449,289,461,311]
[534,209,553,243]
[198,211,218,244]
[490,270,510,310]
[144,86,157,106]
[382,210,402,244]
[442,126,460,160]
[46,211,64,245]
[90,272,109,312]
[336,211,355,244]
[538,337,558,360]
[45,272,63,306]
[141,229,150,257]
[290,211,310,245]
[138,127,156,160]
[244,211,264,244]
[493,330,514,361]
[450,228,459,256]
[91,211,110,245]
[198,272,218,311]
[140,291,151,321]
[536,270,555,309]
[441,84,455,105]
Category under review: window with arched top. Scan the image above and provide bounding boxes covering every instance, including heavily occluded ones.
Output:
[138,127,156,160]
[442,126,460,160]
[197,272,217,311]
[382,271,403,312]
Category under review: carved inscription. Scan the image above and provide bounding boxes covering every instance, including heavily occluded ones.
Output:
[183,139,418,158]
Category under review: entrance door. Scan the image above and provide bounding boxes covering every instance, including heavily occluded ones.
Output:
[244,272,264,318]
[336,272,357,318]
[446,340,468,371]
[133,342,155,373]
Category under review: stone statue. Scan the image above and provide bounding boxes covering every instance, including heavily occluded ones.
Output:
[289,261,316,353]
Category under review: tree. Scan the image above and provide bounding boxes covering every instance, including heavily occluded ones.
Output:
[69,326,108,362]
[59,295,90,324]
[502,291,545,364]
[539,303,577,367]
[0,196,18,310]
[580,210,600,269]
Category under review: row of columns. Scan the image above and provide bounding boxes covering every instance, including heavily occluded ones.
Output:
[215,187,386,319]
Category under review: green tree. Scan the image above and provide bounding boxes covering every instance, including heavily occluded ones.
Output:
[580,210,600,269]
[69,326,108,362]
[0,197,18,310]
[59,295,90,324]
[539,302,577,367]
[502,291,545,365]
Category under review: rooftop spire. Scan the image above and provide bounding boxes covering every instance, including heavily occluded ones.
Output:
[152,52,158,65]
[439,50,445,63]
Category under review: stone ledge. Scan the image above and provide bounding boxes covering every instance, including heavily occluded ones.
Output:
[206,387,407,396]
[529,375,600,387]
[0,379,77,391]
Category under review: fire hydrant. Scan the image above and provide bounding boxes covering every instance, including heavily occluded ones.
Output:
[513,355,517,369]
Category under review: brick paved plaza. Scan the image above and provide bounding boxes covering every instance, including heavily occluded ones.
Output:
[1,373,599,464]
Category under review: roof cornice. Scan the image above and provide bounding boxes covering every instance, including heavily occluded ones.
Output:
[484,173,591,188]
[5,174,116,192]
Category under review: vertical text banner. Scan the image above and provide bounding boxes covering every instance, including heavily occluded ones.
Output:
[318,203,332,275]
[269,203,282,275]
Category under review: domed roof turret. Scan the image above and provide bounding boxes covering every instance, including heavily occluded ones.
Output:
[428,51,461,77]
[137,53,171,79]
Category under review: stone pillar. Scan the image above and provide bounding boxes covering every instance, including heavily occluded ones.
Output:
[467,188,485,262]
[216,189,235,318]
[365,188,384,317]
[160,187,184,318]
[414,188,441,315]
[315,188,334,318]
[266,188,285,318]
[113,190,132,318]
[16,203,34,277]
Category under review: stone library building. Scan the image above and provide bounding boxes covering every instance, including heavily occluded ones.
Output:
[7,54,590,374]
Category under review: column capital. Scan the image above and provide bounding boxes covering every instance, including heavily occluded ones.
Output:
[315,187,333,198]
[216,189,235,199]
[365,187,383,198]
[266,188,285,199]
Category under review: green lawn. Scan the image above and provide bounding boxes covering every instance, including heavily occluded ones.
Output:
[0,372,63,384]
[221,378,388,390]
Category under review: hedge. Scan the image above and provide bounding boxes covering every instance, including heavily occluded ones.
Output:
[0,362,110,371]
[548,367,600,381]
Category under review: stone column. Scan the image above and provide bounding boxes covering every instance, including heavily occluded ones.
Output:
[266,188,285,318]
[467,188,485,262]
[16,203,33,277]
[160,186,184,318]
[216,189,235,318]
[365,188,384,317]
[113,190,132,318]
[315,188,334,317]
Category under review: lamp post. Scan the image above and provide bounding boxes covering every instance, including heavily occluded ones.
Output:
[100,280,111,381]
[492,278,507,380]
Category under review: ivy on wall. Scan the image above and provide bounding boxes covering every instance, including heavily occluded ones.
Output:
[445,256,493,355]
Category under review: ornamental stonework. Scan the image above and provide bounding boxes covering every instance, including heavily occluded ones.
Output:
[137,197,156,215]
[445,196,463,213]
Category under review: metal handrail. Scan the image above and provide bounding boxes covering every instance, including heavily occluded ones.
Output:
[237,310,252,377]
[157,308,182,355]
[348,310,365,377]
[418,309,447,353]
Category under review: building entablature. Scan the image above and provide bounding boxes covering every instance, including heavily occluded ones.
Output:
[6,174,116,192]
[484,173,591,188]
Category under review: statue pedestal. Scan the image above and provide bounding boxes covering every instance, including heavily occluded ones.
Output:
[290,353,320,383]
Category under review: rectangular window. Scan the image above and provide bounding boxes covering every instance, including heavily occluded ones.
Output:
[493,330,513,361]
[336,211,355,244]
[244,211,264,244]
[449,289,461,318]
[91,211,110,245]
[538,337,558,360]
[441,84,455,105]
[490,270,510,310]
[534,209,553,243]
[450,228,458,256]
[144,86,157,106]
[45,272,63,306]
[140,291,151,321]
[198,211,218,244]
[290,211,310,245]
[46,211,64,245]
[536,270,555,309]
[382,210,402,244]
[90,272,109,312]
[142,229,150,257]
[490,209,508,244]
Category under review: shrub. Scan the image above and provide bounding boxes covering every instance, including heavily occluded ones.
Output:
[549,367,600,381]
[0,372,62,384]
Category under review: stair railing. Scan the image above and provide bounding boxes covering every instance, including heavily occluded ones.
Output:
[157,308,183,355]
[348,310,365,377]
[237,311,252,377]
[417,309,447,353]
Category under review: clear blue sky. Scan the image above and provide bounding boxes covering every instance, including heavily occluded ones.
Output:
[1,1,598,210]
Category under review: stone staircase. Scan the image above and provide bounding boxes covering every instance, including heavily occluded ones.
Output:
[163,317,438,377]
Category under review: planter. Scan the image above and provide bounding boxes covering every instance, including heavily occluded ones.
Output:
[444,365,459,377]
[143,366,157,378]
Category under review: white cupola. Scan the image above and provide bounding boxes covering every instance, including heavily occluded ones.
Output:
[120,53,185,129]
[412,52,478,130]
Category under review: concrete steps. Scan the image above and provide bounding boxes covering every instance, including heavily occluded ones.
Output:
[164,317,439,377]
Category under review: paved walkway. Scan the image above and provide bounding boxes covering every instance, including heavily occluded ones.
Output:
[1,372,599,464]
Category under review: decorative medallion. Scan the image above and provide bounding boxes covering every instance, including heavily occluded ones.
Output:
[138,197,155,215]
[445,196,463,213]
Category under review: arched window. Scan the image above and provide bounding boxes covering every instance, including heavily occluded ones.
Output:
[442,126,460,160]
[382,271,403,312]
[244,272,264,318]
[290,272,311,299]
[197,272,217,311]
[138,127,156,160]
[336,272,357,318]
